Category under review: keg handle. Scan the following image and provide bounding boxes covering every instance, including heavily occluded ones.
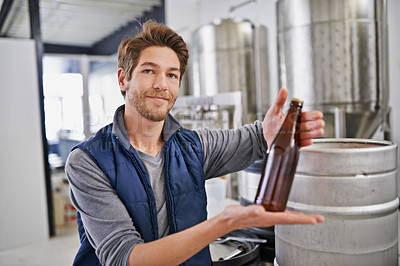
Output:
[218,244,248,261]
[213,236,267,244]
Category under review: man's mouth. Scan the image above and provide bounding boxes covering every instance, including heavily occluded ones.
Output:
[147,95,169,102]
[145,93,171,101]
[149,96,166,99]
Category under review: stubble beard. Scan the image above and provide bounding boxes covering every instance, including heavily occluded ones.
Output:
[128,89,176,122]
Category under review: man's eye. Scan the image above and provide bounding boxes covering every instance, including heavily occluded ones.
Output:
[168,73,177,79]
[143,69,153,74]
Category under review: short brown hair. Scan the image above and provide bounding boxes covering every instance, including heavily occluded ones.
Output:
[117,20,189,97]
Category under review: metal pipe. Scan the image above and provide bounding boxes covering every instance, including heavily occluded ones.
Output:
[333,106,346,138]
[379,0,391,140]
[0,0,14,34]
[2,0,24,36]
[229,0,256,14]
[80,55,91,140]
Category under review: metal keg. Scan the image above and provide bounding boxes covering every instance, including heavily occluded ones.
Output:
[275,138,399,266]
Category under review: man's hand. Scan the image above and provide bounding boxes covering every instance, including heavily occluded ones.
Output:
[262,88,325,147]
[220,204,325,231]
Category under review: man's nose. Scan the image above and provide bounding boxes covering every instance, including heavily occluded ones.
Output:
[153,74,167,91]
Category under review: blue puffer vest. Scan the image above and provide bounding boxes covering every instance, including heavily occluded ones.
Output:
[72,123,211,266]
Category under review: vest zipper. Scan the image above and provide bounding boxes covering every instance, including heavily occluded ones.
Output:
[116,136,160,239]
[163,128,181,234]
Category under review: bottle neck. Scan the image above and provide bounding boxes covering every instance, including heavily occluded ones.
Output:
[290,101,303,109]
[284,104,302,126]
[274,103,302,140]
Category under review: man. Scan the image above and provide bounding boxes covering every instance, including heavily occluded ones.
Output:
[66,20,325,266]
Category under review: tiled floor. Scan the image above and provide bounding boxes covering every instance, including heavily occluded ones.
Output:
[0,224,79,266]
[1,211,399,266]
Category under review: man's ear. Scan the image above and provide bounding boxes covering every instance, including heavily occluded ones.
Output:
[118,68,127,92]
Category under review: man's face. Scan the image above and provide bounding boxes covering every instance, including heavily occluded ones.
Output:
[121,46,180,122]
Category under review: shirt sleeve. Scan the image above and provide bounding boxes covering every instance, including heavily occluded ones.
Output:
[195,120,268,179]
[65,148,144,266]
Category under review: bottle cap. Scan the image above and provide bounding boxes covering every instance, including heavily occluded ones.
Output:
[291,98,304,104]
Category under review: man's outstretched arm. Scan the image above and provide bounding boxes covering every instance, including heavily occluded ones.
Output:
[129,204,324,266]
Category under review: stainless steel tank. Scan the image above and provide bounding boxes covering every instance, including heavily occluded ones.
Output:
[277,0,390,139]
[189,17,270,123]
[275,138,399,266]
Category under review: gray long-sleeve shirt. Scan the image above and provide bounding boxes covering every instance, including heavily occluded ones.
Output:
[65,105,267,265]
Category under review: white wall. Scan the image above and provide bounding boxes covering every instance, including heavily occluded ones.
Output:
[166,0,400,187]
[0,39,49,249]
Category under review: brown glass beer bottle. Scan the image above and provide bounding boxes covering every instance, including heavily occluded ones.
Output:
[254,98,303,212]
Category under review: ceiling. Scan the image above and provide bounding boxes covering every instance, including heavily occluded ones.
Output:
[0,0,164,54]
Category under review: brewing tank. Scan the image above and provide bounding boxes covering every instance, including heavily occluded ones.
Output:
[189,17,270,123]
[277,0,389,138]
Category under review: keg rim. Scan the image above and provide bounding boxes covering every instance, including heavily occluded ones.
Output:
[286,198,400,217]
[300,138,397,153]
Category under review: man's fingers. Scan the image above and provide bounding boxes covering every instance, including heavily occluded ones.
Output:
[298,111,325,147]
[300,119,325,132]
[274,210,325,225]
[301,110,323,122]
[299,139,314,147]
[283,210,325,223]
[300,128,325,140]
[269,88,289,115]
